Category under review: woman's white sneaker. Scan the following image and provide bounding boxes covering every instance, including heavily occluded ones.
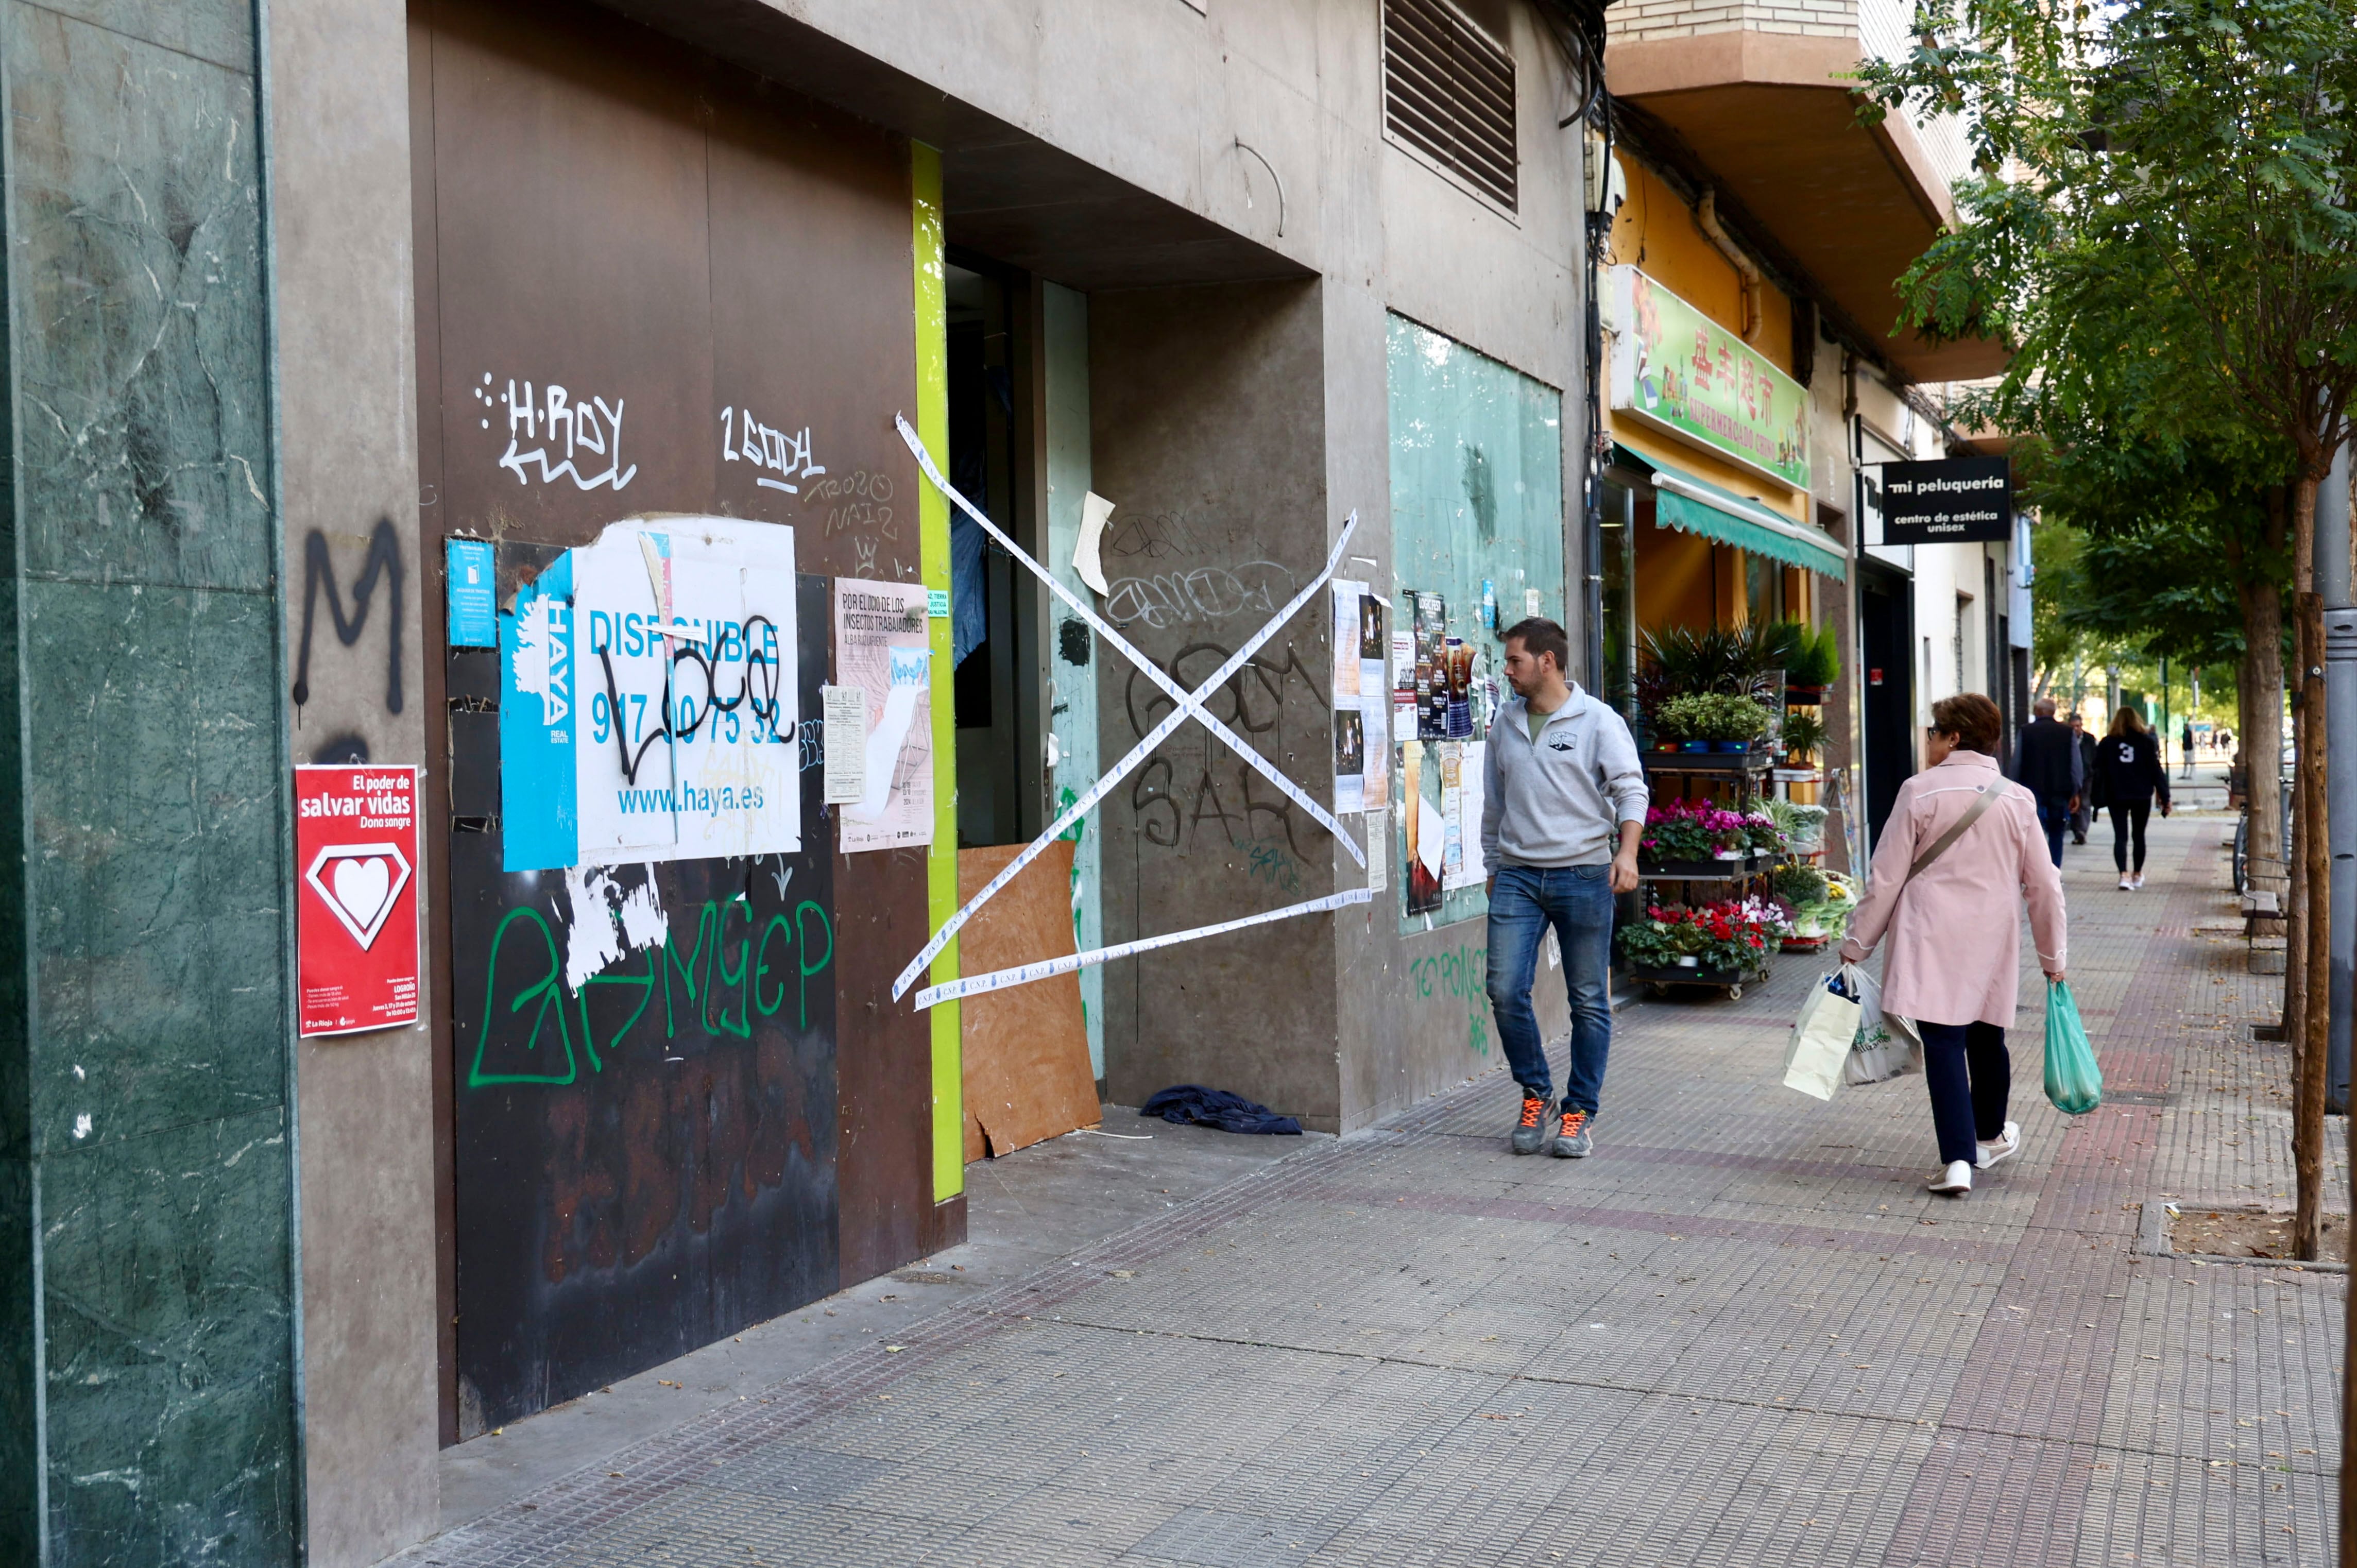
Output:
[2118,875,2134,891]
[2131,873,2145,890]
[1976,1121,2022,1169]
[1928,1160,1974,1196]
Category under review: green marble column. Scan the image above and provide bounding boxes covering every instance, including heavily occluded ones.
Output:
[0,0,298,1561]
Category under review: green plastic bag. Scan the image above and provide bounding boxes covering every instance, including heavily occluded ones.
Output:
[2044,979,2102,1115]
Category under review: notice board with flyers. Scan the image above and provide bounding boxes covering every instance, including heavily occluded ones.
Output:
[1385,313,1567,932]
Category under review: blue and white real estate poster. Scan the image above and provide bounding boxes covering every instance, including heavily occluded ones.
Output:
[500,516,800,871]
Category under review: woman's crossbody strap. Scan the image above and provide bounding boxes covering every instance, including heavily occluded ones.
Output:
[1907,785,2002,880]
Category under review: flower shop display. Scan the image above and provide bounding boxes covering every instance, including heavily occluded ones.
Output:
[1638,798,1750,873]
[1651,691,1771,753]
[1616,898,1783,983]
[1779,709,1826,765]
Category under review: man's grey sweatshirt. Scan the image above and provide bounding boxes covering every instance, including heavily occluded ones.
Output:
[1479,687,1650,869]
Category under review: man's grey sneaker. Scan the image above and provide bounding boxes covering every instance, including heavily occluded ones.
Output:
[1550,1108,1593,1158]
[1511,1093,1552,1155]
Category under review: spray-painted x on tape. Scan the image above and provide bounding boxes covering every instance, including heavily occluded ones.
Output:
[891,413,1368,1005]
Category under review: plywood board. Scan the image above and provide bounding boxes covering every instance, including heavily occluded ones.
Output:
[958,841,1099,1160]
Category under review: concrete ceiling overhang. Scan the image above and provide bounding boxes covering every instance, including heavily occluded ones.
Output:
[584,0,1309,291]
[1610,33,2007,381]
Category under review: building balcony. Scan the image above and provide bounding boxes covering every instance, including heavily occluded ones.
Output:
[1606,0,2004,381]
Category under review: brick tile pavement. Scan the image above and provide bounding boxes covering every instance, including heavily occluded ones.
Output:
[390,811,2343,1567]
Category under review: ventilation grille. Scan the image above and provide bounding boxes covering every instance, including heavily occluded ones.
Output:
[1384,0,1517,212]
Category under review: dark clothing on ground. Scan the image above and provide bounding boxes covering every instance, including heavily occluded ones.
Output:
[1140,1085,1303,1135]
[2110,800,2151,875]
[2013,718,2077,809]
[1920,1020,2011,1167]
[2093,728,2170,808]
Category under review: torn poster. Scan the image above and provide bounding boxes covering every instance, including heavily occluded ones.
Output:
[1447,739,1488,891]
[1403,743,1444,916]
[833,577,934,851]
[500,517,799,872]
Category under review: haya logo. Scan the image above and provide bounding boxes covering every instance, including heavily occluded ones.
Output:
[305,842,413,949]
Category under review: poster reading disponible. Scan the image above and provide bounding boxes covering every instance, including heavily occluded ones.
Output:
[501,517,801,872]
[832,577,935,852]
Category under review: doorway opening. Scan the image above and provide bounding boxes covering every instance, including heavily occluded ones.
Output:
[1859,559,1915,845]
[945,258,1046,846]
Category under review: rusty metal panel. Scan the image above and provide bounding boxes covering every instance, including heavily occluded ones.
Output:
[447,569,836,1435]
[415,0,944,1431]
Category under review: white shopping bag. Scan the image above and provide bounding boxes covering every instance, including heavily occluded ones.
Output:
[1784,967,1863,1101]
[1845,967,1923,1085]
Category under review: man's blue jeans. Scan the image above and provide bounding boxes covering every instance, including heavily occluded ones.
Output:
[2036,798,2069,868]
[1485,864,1616,1115]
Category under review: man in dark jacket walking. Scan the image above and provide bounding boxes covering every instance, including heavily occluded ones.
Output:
[2012,696,2078,867]
[2069,712,2098,843]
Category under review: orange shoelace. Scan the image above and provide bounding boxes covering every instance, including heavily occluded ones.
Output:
[1519,1097,1546,1129]
[1558,1110,1588,1138]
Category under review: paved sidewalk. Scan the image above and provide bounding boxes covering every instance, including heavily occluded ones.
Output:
[394,807,2343,1568]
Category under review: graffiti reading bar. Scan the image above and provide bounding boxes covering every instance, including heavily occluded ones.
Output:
[913,888,1373,1010]
[891,413,1362,1003]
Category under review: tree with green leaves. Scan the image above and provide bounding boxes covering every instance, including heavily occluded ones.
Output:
[1861,0,2357,1270]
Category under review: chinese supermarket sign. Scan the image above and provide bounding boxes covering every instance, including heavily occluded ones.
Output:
[295,765,420,1037]
[1608,265,1811,492]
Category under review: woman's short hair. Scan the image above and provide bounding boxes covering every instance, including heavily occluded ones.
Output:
[2108,706,2149,740]
[1931,692,2004,755]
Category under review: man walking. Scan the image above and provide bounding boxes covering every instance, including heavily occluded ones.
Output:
[1481,618,1647,1160]
[2012,696,2077,868]
[2182,720,2197,778]
[2068,711,2097,844]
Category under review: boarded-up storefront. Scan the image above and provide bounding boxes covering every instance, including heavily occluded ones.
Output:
[409,0,955,1436]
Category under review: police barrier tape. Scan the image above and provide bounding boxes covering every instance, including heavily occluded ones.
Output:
[891,413,1363,1004]
[913,888,1374,1010]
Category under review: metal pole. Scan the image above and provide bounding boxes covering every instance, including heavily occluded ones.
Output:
[2319,431,2352,1113]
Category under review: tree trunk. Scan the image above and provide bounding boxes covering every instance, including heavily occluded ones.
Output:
[2242,496,2287,872]
[2288,469,2329,1262]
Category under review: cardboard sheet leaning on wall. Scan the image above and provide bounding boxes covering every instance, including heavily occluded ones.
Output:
[892,413,1370,1011]
[500,516,800,872]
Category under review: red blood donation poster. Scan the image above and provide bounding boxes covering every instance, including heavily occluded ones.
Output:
[295,765,420,1037]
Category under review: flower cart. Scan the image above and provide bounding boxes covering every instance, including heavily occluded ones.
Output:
[1615,898,1784,1001]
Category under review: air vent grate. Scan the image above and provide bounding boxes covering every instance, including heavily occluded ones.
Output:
[1385,0,1517,212]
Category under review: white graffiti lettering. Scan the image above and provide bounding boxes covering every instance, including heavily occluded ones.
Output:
[721,405,826,494]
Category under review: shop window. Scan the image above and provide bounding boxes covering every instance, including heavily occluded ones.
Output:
[1387,313,1564,931]
[1599,478,1636,719]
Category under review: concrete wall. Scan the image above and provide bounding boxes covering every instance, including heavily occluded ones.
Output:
[267,0,441,1560]
[1090,280,1342,1123]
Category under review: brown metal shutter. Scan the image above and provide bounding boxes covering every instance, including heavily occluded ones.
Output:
[1384,0,1518,212]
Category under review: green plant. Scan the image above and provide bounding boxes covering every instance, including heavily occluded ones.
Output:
[1661,691,1770,743]
[1785,624,1839,688]
[1773,864,1830,905]
[1781,710,1827,761]
[1642,625,1774,701]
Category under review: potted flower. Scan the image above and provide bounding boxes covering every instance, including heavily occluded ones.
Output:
[1740,810,1788,865]
[1616,899,1782,986]
[1782,803,1829,853]
[1679,691,1772,753]
[1639,799,1751,875]
[1779,709,1826,766]
[1652,694,1718,753]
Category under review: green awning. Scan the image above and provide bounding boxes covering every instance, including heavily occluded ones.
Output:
[1628,449,1849,582]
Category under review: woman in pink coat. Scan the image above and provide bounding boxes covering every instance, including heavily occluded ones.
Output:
[1839,693,2069,1197]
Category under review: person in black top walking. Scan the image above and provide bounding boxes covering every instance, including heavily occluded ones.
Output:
[2012,696,2078,867]
[2181,721,2197,779]
[2096,707,2172,890]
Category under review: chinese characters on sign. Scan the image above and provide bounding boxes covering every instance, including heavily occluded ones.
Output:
[1607,266,1812,492]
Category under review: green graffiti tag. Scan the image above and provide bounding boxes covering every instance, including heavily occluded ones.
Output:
[468,896,835,1089]
[1408,941,1490,1056]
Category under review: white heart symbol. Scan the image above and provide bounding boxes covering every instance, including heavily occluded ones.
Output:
[332,857,391,934]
